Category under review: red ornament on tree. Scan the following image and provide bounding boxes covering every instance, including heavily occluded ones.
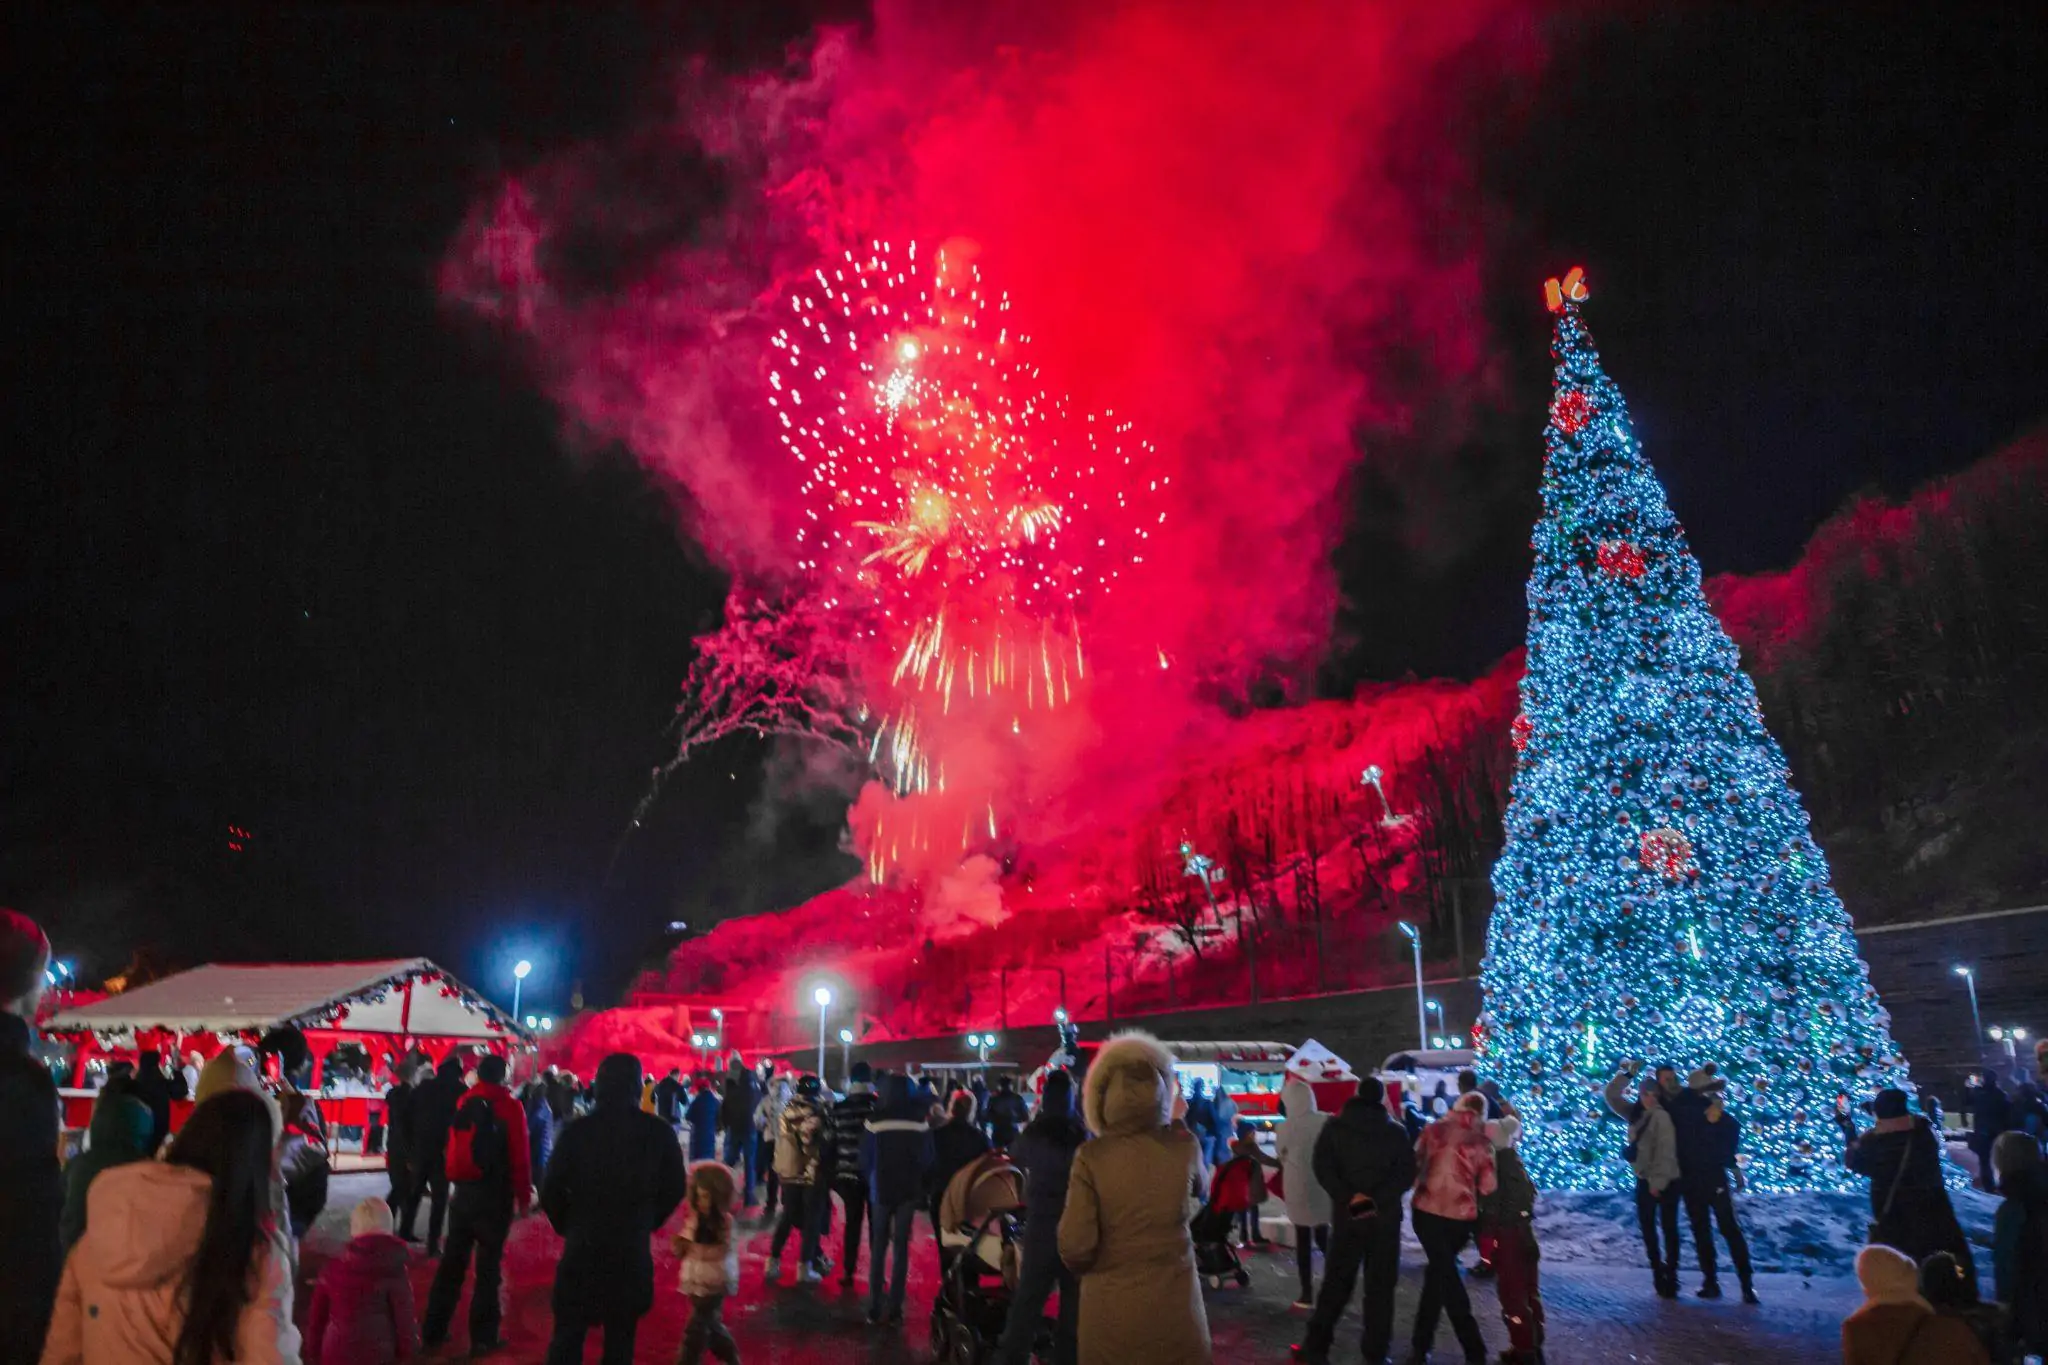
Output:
[1550,388,1595,435]
[1639,827,1696,880]
[1597,539,1647,580]
[1511,712,1534,753]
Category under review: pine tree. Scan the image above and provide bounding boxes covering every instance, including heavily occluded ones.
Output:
[1478,268,1912,1191]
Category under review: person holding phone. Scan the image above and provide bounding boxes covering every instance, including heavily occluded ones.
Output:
[1290,1077,1416,1365]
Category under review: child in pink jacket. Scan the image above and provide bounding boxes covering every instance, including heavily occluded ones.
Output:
[1408,1092,1499,1362]
[304,1199,418,1364]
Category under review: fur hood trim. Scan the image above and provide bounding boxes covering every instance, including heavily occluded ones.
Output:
[1084,1031,1175,1137]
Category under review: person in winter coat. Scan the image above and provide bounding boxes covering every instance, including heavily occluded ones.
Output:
[1605,1062,1684,1297]
[756,1073,791,1216]
[404,1051,469,1254]
[671,1162,742,1365]
[1184,1079,1218,1159]
[928,1090,992,1234]
[1920,1251,2005,1363]
[826,1062,880,1287]
[521,1079,556,1186]
[383,1062,419,1233]
[188,1047,296,1279]
[1840,1243,1988,1365]
[421,1052,533,1355]
[127,1049,183,1159]
[1228,1120,1277,1245]
[1293,1077,1415,1365]
[41,1088,301,1365]
[540,1052,688,1365]
[304,1198,418,1365]
[1058,1032,1210,1365]
[860,1071,935,1324]
[277,1092,331,1242]
[1675,1068,1757,1302]
[1408,1092,1498,1362]
[985,1075,1030,1150]
[995,1070,1085,1365]
[1992,1129,2048,1357]
[653,1068,688,1130]
[685,1079,722,1163]
[1210,1088,1241,1169]
[1840,1088,1976,1290]
[720,1060,763,1207]
[1274,1078,1333,1311]
[60,1092,153,1249]
[2,908,63,1365]
[766,1074,830,1283]
[1477,1108,1543,1365]
[1967,1074,2011,1193]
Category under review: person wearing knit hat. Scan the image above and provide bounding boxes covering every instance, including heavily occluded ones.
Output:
[1840,1244,1988,1364]
[1603,1061,1685,1299]
[1,906,63,1359]
[1674,1065,1757,1303]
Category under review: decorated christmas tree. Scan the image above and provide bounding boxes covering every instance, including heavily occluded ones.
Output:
[1477,268,1913,1191]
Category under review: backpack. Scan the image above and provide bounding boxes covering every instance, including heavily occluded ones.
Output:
[446,1093,506,1184]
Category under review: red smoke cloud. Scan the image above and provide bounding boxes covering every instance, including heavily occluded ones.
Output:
[443,0,1542,878]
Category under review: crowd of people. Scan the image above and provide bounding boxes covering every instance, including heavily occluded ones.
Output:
[5,899,2047,1365]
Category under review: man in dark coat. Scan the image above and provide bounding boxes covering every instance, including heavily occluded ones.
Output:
[0,909,62,1365]
[985,1075,1030,1150]
[652,1067,687,1130]
[1675,1068,1757,1302]
[406,1048,469,1255]
[1967,1074,2010,1192]
[542,1052,687,1365]
[720,1057,763,1206]
[861,1071,935,1325]
[126,1047,183,1157]
[827,1061,880,1286]
[1841,1087,1977,1290]
[384,1059,420,1236]
[1293,1078,1418,1365]
[927,1089,991,1235]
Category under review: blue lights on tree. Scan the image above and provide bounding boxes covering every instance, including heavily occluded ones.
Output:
[1477,268,1912,1191]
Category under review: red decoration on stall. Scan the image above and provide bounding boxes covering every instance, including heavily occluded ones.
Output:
[1510,712,1534,753]
[1550,389,1594,435]
[1597,539,1647,580]
[1639,827,1696,880]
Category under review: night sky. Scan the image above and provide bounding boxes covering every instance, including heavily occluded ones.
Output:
[7,4,2044,1010]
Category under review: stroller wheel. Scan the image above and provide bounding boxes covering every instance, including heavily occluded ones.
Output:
[947,1319,982,1365]
[928,1307,950,1356]
[1236,1268,1252,1287]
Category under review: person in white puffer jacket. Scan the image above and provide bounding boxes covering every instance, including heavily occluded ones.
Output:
[1273,1079,1333,1310]
[41,1089,301,1365]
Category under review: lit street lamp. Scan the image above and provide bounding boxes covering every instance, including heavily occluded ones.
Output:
[1954,965,1984,1058]
[525,1014,539,1030]
[512,959,532,1024]
[966,1032,998,1065]
[1399,922,1426,1051]
[813,986,833,1079]
[838,1027,854,1083]
[538,1016,553,1032]
[1989,1026,2030,1076]
[1427,999,1447,1037]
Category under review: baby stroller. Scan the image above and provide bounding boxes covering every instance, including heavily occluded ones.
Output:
[928,1151,1036,1364]
[1190,1156,1255,1289]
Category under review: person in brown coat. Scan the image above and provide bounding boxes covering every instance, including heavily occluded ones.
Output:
[1058,1032,1209,1365]
[1840,1244,1988,1365]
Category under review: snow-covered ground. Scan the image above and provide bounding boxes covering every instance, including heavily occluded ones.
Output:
[1264,1186,2000,1276]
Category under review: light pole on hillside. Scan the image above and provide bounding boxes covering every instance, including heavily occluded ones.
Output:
[1399,922,1426,1052]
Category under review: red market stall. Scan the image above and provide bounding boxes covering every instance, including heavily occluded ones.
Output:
[41,958,531,1149]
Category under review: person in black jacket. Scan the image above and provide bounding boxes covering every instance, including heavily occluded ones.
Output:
[720,1058,763,1207]
[652,1067,687,1131]
[1293,1077,1418,1365]
[928,1089,992,1235]
[1966,1074,2010,1193]
[1,909,61,1365]
[995,1070,1085,1365]
[406,1048,470,1255]
[542,1052,688,1365]
[126,1047,184,1158]
[827,1061,879,1286]
[985,1075,1030,1149]
[860,1071,935,1325]
[384,1060,420,1235]
[1840,1087,1977,1291]
[1675,1068,1757,1303]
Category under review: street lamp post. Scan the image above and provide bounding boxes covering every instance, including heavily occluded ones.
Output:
[1399,922,1426,1052]
[512,960,532,1023]
[1954,966,1984,1059]
[838,1028,854,1085]
[967,1032,998,1065]
[1182,839,1256,1005]
[1426,998,1446,1039]
[813,986,833,1080]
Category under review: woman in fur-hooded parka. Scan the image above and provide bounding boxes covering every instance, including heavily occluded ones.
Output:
[1058,1032,1210,1365]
